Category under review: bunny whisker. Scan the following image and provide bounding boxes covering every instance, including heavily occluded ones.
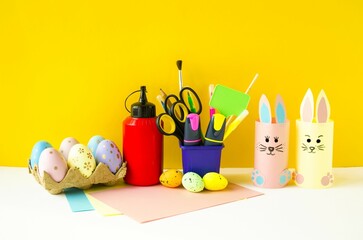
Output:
[275,149,284,152]
[275,144,282,148]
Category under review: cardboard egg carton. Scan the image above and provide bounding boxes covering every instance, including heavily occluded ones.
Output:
[29,161,127,194]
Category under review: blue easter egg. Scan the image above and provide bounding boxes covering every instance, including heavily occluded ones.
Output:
[30,140,52,168]
[87,135,105,157]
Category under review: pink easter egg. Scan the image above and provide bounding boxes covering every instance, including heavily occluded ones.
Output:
[38,148,68,182]
[59,137,79,160]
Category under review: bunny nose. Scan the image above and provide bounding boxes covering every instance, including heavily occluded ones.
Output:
[268,147,274,152]
[309,146,315,152]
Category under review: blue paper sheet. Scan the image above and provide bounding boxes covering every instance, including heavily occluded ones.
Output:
[64,188,94,212]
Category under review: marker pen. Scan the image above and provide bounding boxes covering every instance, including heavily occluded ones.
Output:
[204,113,226,146]
[183,113,202,146]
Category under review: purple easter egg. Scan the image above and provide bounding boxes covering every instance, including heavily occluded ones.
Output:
[95,140,122,173]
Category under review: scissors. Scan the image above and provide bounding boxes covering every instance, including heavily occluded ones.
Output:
[157,102,189,140]
[163,87,203,116]
[156,113,184,143]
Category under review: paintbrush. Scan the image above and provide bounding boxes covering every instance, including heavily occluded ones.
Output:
[225,73,259,128]
[176,60,183,91]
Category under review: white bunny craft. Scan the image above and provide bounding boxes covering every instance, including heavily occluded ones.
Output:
[251,94,291,188]
[294,88,334,188]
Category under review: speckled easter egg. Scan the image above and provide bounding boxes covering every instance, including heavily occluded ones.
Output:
[95,140,122,173]
[38,148,68,182]
[203,172,228,191]
[67,144,96,178]
[59,137,79,160]
[159,169,183,188]
[182,172,204,193]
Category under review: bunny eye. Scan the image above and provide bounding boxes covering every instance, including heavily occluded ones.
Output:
[316,135,323,144]
[265,136,270,143]
[274,137,279,143]
[307,138,311,143]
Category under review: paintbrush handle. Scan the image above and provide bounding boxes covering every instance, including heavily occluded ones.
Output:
[245,73,259,94]
[178,71,183,91]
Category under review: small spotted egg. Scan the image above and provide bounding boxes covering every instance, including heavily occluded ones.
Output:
[59,137,79,160]
[30,140,52,169]
[182,172,204,193]
[95,140,122,174]
[159,169,183,188]
[203,172,228,191]
[67,144,96,178]
[38,148,68,182]
[87,135,105,157]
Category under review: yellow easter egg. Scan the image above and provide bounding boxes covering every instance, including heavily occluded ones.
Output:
[203,172,228,191]
[67,144,96,178]
[159,169,183,188]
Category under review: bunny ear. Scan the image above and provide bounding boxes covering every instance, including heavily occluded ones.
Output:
[316,90,330,123]
[259,94,271,123]
[300,88,314,122]
[275,94,286,123]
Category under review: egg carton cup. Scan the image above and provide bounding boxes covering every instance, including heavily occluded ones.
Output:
[29,161,127,194]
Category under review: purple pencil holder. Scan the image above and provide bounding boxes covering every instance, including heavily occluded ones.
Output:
[180,144,224,177]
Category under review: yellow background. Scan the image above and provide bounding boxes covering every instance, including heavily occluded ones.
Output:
[1,0,362,168]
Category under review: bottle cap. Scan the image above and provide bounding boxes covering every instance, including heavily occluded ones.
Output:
[130,86,156,118]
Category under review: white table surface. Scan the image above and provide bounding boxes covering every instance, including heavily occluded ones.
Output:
[1,167,362,240]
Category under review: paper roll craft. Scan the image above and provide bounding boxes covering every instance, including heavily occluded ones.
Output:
[294,89,334,188]
[252,94,291,188]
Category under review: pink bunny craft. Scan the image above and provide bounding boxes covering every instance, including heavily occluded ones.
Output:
[294,89,334,188]
[252,94,291,188]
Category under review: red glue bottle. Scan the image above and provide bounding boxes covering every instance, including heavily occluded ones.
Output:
[123,86,163,186]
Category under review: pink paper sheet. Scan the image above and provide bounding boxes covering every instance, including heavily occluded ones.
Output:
[89,183,263,223]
